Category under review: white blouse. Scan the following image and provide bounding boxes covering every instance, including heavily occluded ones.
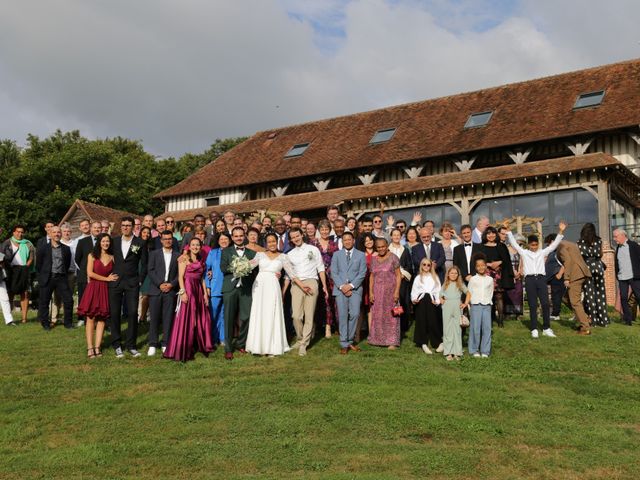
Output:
[468,274,494,305]
[411,274,441,304]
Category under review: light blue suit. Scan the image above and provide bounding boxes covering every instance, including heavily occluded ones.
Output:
[330,248,367,348]
[205,248,225,344]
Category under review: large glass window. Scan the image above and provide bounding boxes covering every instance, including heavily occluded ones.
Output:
[552,190,574,224]
[576,190,598,224]
[514,193,549,226]
[375,204,461,232]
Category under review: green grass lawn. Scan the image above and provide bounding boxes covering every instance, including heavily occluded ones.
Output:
[1,311,639,480]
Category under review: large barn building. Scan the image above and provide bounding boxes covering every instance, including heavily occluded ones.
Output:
[156,59,640,303]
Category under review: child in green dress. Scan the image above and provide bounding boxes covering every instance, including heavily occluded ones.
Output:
[440,266,471,361]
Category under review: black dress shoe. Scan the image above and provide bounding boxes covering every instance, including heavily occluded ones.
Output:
[42,324,51,331]
[64,325,76,329]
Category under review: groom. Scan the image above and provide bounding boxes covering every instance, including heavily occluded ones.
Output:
[109,216,147,358]
[220,227,257,360]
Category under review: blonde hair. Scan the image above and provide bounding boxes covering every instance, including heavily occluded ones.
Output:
[418,259,440,286]
[443,265,464,291]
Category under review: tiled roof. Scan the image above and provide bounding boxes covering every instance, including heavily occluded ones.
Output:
[157,58,640,198]
[60,200,139,236]
[163,153,629,222]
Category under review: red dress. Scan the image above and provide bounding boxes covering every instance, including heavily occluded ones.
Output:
[77,258,112,320]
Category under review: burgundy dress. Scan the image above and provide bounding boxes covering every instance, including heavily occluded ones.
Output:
[368,254,401,347]
[164,261,214,362]
[311,239,339,327]
[77,258,112,321]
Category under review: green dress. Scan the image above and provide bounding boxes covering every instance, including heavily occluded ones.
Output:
[440,283,467,356]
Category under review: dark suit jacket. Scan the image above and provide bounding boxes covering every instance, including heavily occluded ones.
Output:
[545,251,563,283]
[110,236,148,289]
[615,240,640,280]
[74,236,96,285]
[36,242,71,288]
[220,246,257,294]
[147,249,180,295]
[181,231,213,249]
[411,241,446,282]
[453,242,482,280]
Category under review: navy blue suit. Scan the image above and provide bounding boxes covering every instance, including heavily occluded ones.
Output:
[411,241,446,282]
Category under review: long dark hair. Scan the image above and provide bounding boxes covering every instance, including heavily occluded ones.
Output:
[580,223,600,246]
[357,232,377,252]
[91,233,113,259]
[481,226,498,244]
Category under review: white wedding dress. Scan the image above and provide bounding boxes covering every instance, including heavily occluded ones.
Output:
[246,253,293,356]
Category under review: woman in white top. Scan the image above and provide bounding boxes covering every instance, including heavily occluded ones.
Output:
[246,233,307,356]
[411,258,443,354]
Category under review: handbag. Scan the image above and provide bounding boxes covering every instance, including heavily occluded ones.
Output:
[460,314,470,327]
[391,302,404,316]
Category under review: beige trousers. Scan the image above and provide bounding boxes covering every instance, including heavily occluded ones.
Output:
[291,279,318,347]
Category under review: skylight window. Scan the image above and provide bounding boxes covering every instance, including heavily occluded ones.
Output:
[370,128,397,144]
[464,111,493,129]
[573,90,605,109]
[285,143,310,158]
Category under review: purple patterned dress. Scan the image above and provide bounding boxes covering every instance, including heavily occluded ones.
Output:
[311,239,339,327]
[164,261,214,362]
[368,254,401,347]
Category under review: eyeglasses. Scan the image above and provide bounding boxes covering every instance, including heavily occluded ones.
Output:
[166,220,174,224]
[121,224,133,228]
[373,220,382,224]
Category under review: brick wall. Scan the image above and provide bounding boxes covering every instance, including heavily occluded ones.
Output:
[602,241,617,305]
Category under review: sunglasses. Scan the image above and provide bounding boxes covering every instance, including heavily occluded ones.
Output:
[166,220,174,224]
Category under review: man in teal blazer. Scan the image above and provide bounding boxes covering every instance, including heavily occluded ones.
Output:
[220,227,257,360]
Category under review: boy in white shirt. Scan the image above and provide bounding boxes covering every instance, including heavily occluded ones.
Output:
[468,255,494,358]
[503,220,566,339]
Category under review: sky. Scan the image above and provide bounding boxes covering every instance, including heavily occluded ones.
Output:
[1,0,639,158]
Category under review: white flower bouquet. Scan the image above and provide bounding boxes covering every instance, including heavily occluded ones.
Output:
[231,255,252,280]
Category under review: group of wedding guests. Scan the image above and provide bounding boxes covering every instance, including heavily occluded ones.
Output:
[1,205,636,362]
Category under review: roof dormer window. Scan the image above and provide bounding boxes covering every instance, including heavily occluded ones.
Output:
[370,128,397,144]
[285,143,310,158]
[464,111,493,129]
[573,90,605,109]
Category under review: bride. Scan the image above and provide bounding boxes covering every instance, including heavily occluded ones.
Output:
[246,232,306,356]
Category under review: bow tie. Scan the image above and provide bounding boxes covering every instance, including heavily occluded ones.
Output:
[464,243,472,247]
[235,246,245,251]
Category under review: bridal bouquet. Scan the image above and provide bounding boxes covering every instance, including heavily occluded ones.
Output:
[231,256,252,280]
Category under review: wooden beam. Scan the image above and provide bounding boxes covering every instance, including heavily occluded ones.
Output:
[403,165,424,179]
[454,155,476,172]
[358,171,378,185]
[507,147,533,164]
[271,183,290,197]
[312,177,332,191]
[566,138,594,156]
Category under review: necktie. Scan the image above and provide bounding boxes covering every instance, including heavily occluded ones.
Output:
[346,250,351,263]
[426,243,431,259]
[278,236,284,251]
[92,237,96,246]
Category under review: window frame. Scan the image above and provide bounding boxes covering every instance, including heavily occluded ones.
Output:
[573,90,605,110]
[369,128,397,144]
[284,142,311,158]
[464,111,493,129]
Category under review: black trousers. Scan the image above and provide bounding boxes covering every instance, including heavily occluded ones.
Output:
[618,279,640,325]
[148,292,176,347]
[525,275,550,330]
[108,283,139,349]
[39,274,73,328]
[413,295,442,348]
[549,280,566,316]
[76,280,87,320]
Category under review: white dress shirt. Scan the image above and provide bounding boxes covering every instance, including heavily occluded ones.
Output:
[468,274,494,305]
[410,274,441,303]
[61,239,76,273]
[463,241,473,273]
[121,236,133,259]
[506,231,563,276]
[163,248,173,282]
[286,243,324,280]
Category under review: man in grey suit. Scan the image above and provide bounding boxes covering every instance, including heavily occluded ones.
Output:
[147,231,180,356]
[330,231,368,354]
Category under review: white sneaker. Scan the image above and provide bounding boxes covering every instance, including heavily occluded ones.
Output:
[481,354,489,358]
[542,328,556,338]
[147,346,156,357]
[76,320,85,327]
[472,353,481,358]
[421,344,433,355]
[161,346,166,353]
[531,329,539,339]
[435,343,444,353]
[550,315,560,321]
[298,345,307,356]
